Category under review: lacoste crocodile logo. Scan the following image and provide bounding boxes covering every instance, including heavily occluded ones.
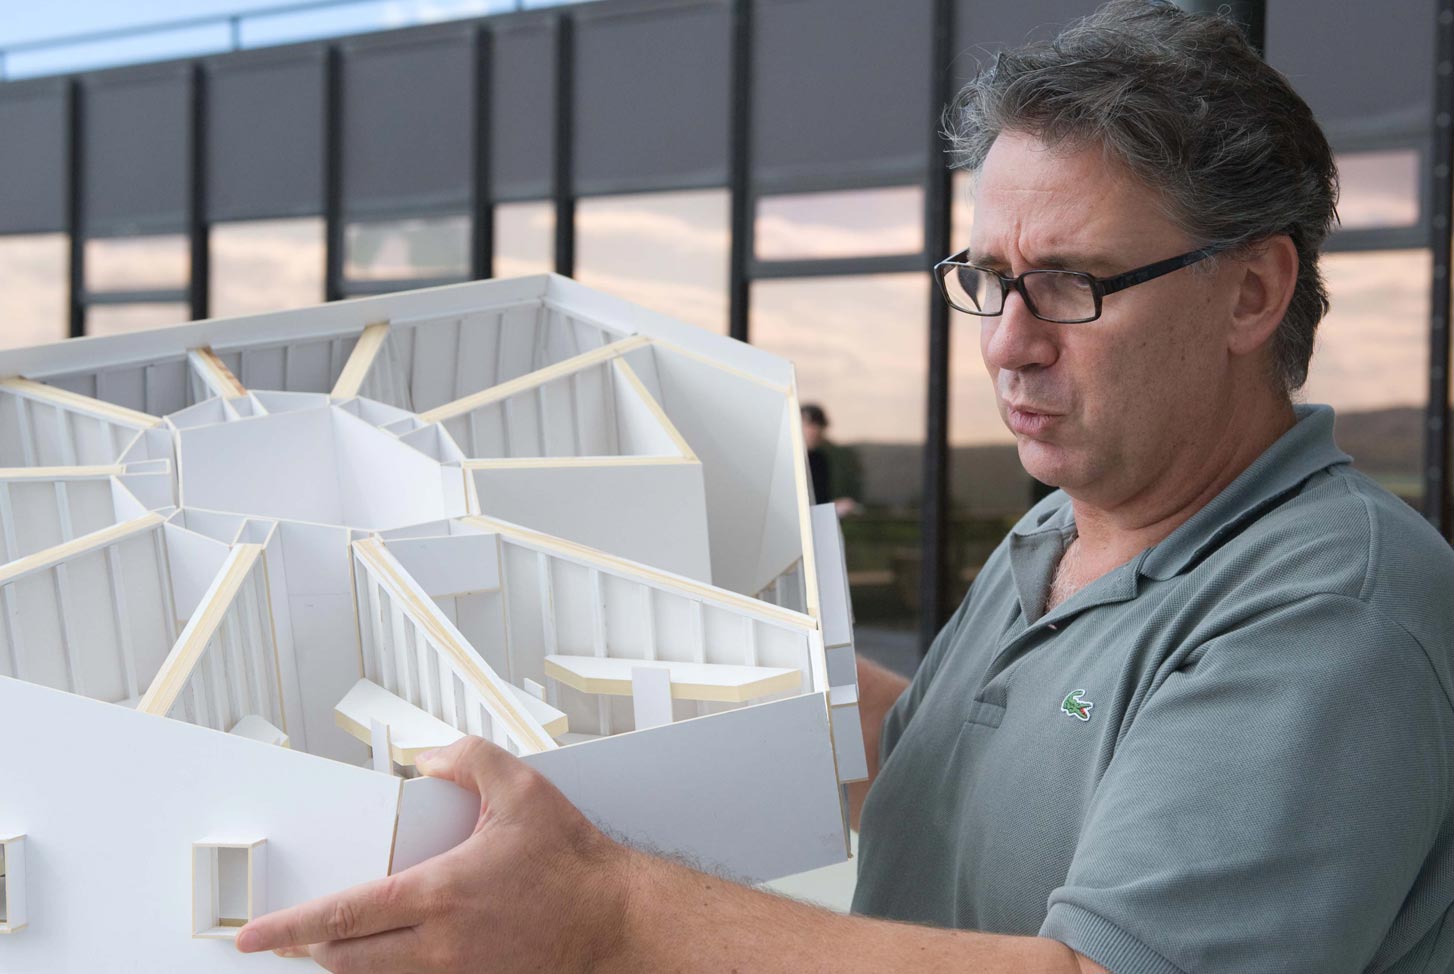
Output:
[1061,689,1093,722]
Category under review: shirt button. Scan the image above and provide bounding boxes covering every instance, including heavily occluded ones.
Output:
[1047,623,1059,631]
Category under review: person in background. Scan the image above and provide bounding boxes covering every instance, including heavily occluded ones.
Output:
[801,402,864,516]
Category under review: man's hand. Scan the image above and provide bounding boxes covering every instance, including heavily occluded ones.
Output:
[235,737,632,973]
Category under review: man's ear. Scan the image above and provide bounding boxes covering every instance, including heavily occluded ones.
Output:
[1227,234,1299,358]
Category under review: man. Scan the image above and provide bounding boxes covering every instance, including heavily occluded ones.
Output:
[801,402,864,516]
[237,2,1454,971]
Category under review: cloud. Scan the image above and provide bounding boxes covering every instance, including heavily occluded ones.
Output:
[0,235,69,348]
[754,187,923,261]
[1302,248,1428,411]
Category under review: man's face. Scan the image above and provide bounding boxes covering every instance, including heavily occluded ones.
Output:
[970,131,1240,509]
[802,418,825,450]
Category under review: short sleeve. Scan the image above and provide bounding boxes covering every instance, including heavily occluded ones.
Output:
[878,587,977,764]
[1040,593,1454,974]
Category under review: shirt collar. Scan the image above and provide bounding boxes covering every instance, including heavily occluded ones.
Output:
[1138,404,1351,580]
[1007,404,1350,586]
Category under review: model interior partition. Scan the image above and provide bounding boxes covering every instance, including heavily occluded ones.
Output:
[0,274,863,972]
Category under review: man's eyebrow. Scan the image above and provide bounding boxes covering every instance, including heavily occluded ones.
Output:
[1032,251,1114,272]
[965,250,1114,273]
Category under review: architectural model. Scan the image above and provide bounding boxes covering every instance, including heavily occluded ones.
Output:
[0,273,866,970]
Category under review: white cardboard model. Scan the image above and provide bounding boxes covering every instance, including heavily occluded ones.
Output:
[0,273,866,970]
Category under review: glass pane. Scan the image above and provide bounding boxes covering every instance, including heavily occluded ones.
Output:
[210,218,325,319]
[0,234,68,350]
[84,234,189,293]
[576,189,729,334]
[1302,249,1429,506]
[493,201,555,279]
[343,214,469,282]
[1336,150,1420,230]
[87,303,190,338]
[752,273,928,655]
[754,185,923,261]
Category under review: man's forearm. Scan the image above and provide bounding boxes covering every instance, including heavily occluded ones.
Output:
[846,656,910,830]
[601,850,1084,974]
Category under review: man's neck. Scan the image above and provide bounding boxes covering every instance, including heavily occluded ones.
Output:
[1067,397,1297,575]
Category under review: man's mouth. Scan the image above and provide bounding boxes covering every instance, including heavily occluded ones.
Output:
[1004,403,1062,437]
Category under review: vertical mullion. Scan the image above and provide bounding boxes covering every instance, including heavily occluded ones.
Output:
[536,551,558,656]
[221,608,249,727]
[56,408,78,466]
[1426,0,1454,536]
[371,579,396,693]
[389,599,415,706]
[472,25,494,281]
[67,78,85,339]
[0,585,22,681]
[105,544,140,700]
[189,62,210,321]
[154,528,180,646]
[324,44,345,302]
[355,560,379,684]
[413,620,437,718]
[691,600,707,718]
[207,629,233,730]
[568,372,582,456]
[553,13,575,277]
[440,656,459,727]
[190,674,210,728]
[15,398,37,466]
[241,573,273,720]
[727,0,753,343]
[53,567,83,695]
[918,0,955,654]
[0,484,18,560]
[642,585,657,662]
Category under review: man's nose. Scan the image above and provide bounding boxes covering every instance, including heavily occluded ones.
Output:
[980,288,1059,374]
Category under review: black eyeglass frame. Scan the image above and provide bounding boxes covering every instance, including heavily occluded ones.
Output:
[933,244,1227,324]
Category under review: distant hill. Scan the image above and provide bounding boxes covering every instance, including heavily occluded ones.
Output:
[1330,406,1421,477]
[846,441,1029,515]
[843,404,1427,514]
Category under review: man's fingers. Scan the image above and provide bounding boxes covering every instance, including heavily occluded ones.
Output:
[235,875,419,954]
[415,735,523,798]
[309,926,430,974]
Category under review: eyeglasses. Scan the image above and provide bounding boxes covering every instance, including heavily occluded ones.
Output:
[933,244,1225,324]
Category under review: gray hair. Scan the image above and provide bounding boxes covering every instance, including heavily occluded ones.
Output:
[945,0,1338,393]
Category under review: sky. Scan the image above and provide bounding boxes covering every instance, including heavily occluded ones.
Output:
[0,0,579,78]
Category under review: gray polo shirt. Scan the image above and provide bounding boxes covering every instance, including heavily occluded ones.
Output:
[852,405,1454,974]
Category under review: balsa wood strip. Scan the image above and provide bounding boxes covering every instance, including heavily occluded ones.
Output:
[461,514,816,631]
[353,537,555,754]
[543,654,802,704]
[417,335,651,425]
[0,464,124,481]
[0,513,165,587]
[136,545,263,718]
[330,322,391,400]
[187,347,247,399]
[334,677,462,766]
[612,358,696,461]
[0,376,160,429]
[458,455,695,471]
[784,385,823,624]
